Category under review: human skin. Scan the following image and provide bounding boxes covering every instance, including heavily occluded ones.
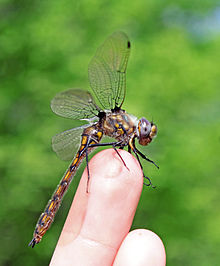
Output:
[50,149,166,266]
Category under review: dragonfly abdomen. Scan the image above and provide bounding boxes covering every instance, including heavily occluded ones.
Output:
[29,126,103,248]
[29,150,86,247]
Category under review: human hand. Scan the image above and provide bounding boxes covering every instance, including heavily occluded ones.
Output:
[50,149,166,265]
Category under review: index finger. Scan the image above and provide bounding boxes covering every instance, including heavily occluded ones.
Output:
[50,149,143,265]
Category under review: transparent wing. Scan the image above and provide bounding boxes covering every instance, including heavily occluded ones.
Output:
[51,89,100,120]
[88,31,131,110]
[52,125,88,161]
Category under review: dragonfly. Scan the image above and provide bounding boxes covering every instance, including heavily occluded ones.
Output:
[29,31,158,248]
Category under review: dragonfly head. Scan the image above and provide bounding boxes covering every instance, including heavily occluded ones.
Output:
[137,118,157,146]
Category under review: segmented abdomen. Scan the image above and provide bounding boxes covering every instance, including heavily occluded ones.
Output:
[29,137,92,248]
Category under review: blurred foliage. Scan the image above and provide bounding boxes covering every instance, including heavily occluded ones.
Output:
[0,0,220,265]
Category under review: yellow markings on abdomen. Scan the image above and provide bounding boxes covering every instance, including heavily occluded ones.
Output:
[31,148,87,246]
[30,125,103,247]
[81,135,88,146]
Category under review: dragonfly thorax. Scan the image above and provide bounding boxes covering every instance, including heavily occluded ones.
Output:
[102,110,137,142]
[137,118,157,146]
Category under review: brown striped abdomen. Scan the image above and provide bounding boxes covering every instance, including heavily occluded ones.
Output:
[29,125,103,247]
[29,150,86,247]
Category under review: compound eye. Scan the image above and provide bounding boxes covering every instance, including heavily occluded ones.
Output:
[139,118,151,137]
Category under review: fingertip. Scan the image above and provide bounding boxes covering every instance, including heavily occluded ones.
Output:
[88,149,143,194]
[113,229,166,266]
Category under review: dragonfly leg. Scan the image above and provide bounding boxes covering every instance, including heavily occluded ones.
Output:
[128,145,131,153]
[143,175,156,188]
[88,141,123,148]
[78,136,94,193]
[136,150,159,169]
[85,147,90,193]
[88,141,129,169]
[112,145,129,170]
[129,137,155,188]
[131,138,159,169]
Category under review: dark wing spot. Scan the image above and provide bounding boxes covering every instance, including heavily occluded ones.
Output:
[127,41,131,48]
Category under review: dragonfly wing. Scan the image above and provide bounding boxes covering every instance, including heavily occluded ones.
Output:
[51,89,100,120]
[88,31,131,110]
[52,125,88,161]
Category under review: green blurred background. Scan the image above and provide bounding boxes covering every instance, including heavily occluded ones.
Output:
[0,0,219,265]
